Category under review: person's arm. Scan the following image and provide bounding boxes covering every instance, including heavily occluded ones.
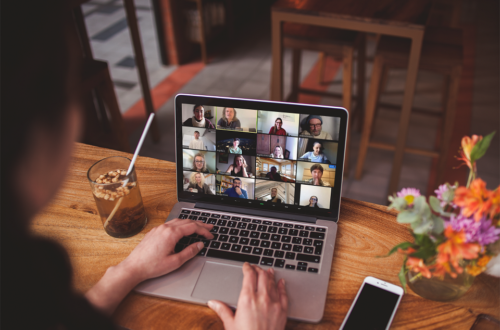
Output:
[206,120,215,129]
[234,120,241,129]
[239,189,248,199]
[205,184,214,195]
[85,220,213,316]
[299,152,308,159]
[208,263,288,330]
[242,166,248,178]
[226,165,234,173]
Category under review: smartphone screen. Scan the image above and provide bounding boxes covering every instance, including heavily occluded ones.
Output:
[342,283,400,330]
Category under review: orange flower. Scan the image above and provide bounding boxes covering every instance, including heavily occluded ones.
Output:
[457,135,481,170]
[488,188,500,219]
[454,179,492,221]
[432,262,456,278]
[406,257,432,278]
[466,255,493,276]
[437,226,480,273]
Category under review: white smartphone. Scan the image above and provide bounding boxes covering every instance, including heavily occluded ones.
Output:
[340,276,404,330]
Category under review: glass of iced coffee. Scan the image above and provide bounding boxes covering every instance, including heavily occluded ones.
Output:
[87,156,147,238]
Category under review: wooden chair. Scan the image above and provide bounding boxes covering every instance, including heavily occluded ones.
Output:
[282,23,361,175]
[355,26,463,187]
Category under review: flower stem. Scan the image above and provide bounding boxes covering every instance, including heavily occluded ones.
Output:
[409,272,423,283]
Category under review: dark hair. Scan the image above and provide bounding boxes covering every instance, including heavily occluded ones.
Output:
[193,104,204,112]
[234,138,240,142]
[309,196,320,208]
[194,131,200,134]
[310,164,324,173]
[233,178,242,183]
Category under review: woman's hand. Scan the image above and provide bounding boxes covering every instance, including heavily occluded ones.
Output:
[208,263,288,330]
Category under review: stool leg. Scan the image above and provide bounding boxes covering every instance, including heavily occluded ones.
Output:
[436,66,461,185]
[343,46,354,176]
[356,33,366,132]
[290,49,302,102]
[318,52,326,84]
[356,55,384,180]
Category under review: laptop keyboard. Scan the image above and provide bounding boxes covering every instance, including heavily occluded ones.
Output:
[176,208,326,273]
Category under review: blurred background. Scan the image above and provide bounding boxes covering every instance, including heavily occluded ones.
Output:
[76,0,498,205]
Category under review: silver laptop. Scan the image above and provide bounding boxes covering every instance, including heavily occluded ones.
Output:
[135,94,348,323]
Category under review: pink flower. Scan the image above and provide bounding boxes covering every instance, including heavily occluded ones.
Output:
[397,188,421,206]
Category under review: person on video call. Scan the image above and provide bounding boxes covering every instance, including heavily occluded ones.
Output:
[299,142,329,163]
[217,107,241,129]
[301,115,333,140]
[183,105,215,128]
[229,138,243,154]
[305,196,320,208]
[224,178,248,198]
[192,153,210,173]
[307,164,330,186]
[268,117,286,136]
[226,155,249,177]
[6,2,287,329]
[187,172,214,194]
[269,188,282,203]
[270,145,284,159]
[189,131,205,150]
[266,166,282,181]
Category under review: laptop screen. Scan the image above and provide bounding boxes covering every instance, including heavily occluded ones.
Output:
[175,95,348,221]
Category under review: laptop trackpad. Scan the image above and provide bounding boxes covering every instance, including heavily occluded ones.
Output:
[191,261,243,305]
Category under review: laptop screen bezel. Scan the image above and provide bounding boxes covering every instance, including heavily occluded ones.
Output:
[175,94,348,222]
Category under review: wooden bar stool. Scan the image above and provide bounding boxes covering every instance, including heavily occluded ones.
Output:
[355,26,463,187]
[282,23,361,175]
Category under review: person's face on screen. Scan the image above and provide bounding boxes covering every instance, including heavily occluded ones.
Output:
[308,118,322,136]
[233,139,239,148]
[311,169,323,182]
[233,179,241,188]
[274,146,281,157]
[271,167,277,173]
[194,156,205,170]
[194,132,200,139]
[310,196,318,205]
[226,108,235,121]
[195,173,202,183]
[194,106,204,121]
[235,156,243,167]
[313,143,321,156]
[271,188,277,197]
[275,119,282,130]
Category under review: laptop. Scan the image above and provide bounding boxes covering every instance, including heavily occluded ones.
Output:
[135,94,348,323]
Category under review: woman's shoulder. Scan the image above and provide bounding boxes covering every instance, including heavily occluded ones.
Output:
[182,118,192,126]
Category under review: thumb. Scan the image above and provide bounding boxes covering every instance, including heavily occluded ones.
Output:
[208,300,235,329]
[171,242,204,269]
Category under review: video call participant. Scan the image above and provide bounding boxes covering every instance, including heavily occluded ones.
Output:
[301,115,333,140]
[270,145,284,159]
[224,178,248,198]
[189,131,205,150]
[187,172,214,194]
[217,107,241,129]
[305,196,319,208]
[299,142,329,163]
[266,166,282,181]
[229,138,242,154]
[192,153,210,173]
[183,105,215,128]
[308,164,330,186]
[269,188,282,203]
[225,155,249,177]
[268,118,286,135]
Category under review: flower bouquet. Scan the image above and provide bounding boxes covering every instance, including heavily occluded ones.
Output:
[383,132,499,301]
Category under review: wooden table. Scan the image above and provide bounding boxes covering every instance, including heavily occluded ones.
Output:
[271,0,433,195]
[32,143,499,329]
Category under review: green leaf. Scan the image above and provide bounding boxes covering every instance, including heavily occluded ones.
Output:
[429,196,442,213]
[388,197,407,212]
[431,214,445,235]
[412,220,433,234]
[409,246,437,260]
[414,196,431,219]
[397,210,420,224]
[470,131,496,163]
[398,263,408,293]
[377,241,414,258]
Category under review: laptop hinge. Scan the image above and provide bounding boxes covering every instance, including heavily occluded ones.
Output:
[195,202,317,224]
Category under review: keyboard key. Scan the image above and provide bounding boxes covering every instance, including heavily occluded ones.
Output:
[310,232,325,239]
[250,232,259,238]
[231,244,242,252]
[293,245,303,252]
[278,228,288,235]
[294,225,304,229]
[297,254,320,263]
[240,238,250,245]
[221,243,231,250]
[282,244,292,251]
[297,266,307,271]
[250,239,260,246]
[260,241,270,248]
[242,218,252,222]
[252,220,262,224]
[274,251,284,258]
[219,235,229,242]
[191,211,200,215]
[210,226,219,233]
[201,240,210,248]
[316,227,326,232]
[314,240,323,247]
[217,220,227,226]
[285,264,295,270]
[271,242,281,249]
[179,214,188,219]
[252,247,263,255]
[281,236,291,243]
[257,225,268,232]
[273,222,283,227]
[211,234,219,241]
[206,249,260,264]
[292,237,302,244]
[299,230,309,238]
[198,248,207,256]
[189,215,198,220]
[260,233,270,240]
[270,234,280,241]
[229,236,239,243]
[242,246,252,253]
[305,226,315,231]
[298,262,308,267]
[285,252,296,260]
[308,268,319,273]
[221,215,230,220]
[208,218,217,225]
[228,221,237,228]
[303,239,313,246]
[237,222,247,229]
[275,259,285,268]
[304,247,314,254]
[181,210,191,214]
[239,230,250,237]
[211,214,221,218]
[248,224,257,230]
[219,227,229,234]
[267,227,278,233]
[264,249,273,256]
[315,246,323,255]
[263,221,272,225]
[260,257,274,266]
[284,224,293,228]
[180,237,190,244]
[229,229,239,236]
[231,217,241,221]
[198,217,207,222]
[201,212,211,217]
[288,229,298,236]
